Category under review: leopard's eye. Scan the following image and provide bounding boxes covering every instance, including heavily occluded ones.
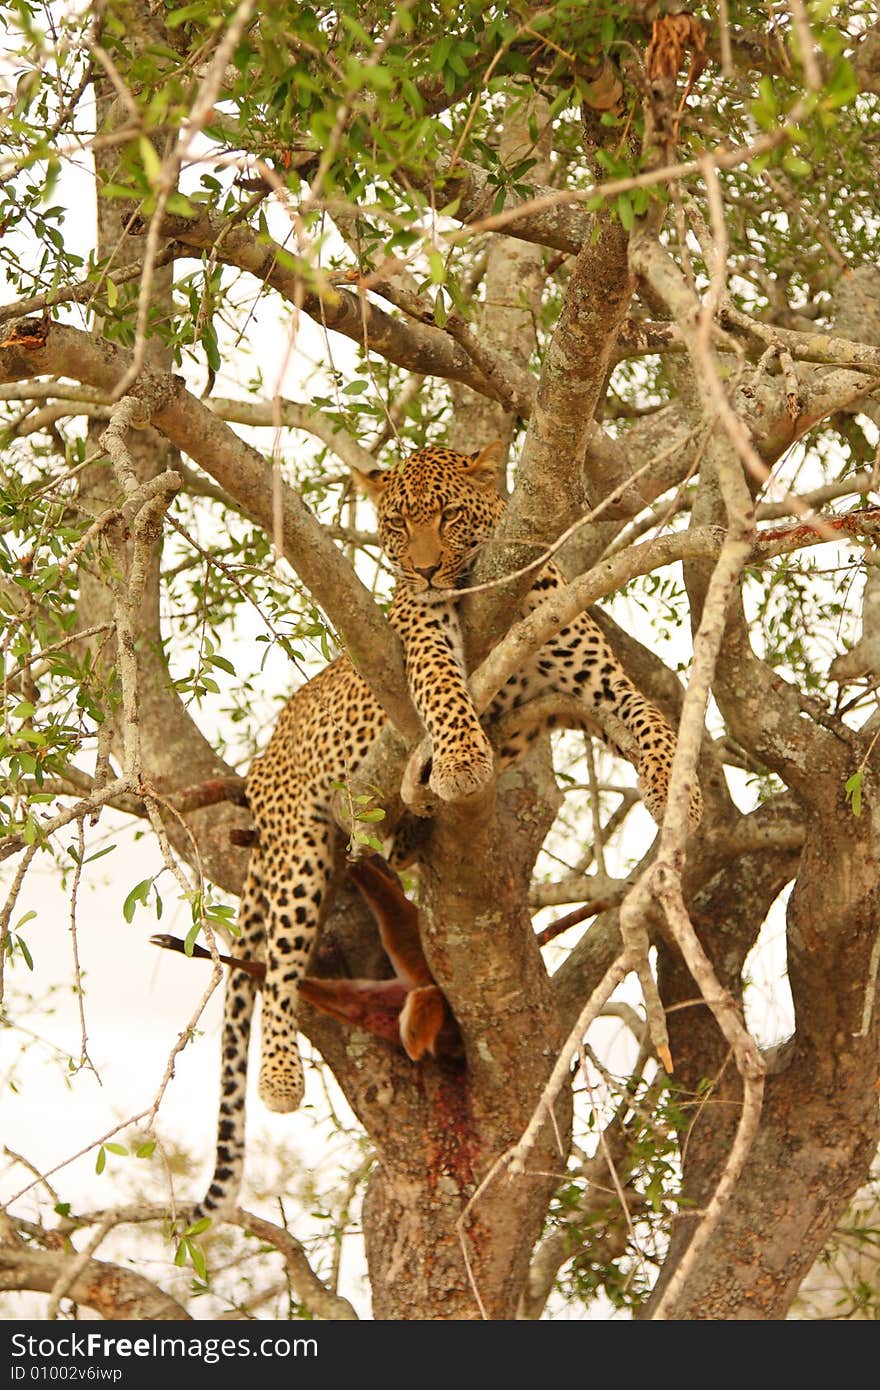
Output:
[442,504,462,523]
[383,512,406,532]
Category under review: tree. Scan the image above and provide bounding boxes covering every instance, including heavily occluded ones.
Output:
[1,0,879,1322]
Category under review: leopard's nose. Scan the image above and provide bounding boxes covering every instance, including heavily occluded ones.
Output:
[413,563,441,582]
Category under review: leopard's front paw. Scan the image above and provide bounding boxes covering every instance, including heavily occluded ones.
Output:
[429,737,494,801]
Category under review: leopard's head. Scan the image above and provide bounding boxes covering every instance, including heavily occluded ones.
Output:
[356,442,505,598]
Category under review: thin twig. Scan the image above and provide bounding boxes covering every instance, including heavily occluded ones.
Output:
[0,845,38,1004]
[67,821,97,1076]
[625,146,769,1316]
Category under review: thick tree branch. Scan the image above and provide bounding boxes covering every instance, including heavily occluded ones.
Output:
[407,155,596,255]
[469,509,880,719]
[464,215,636,659]
[0,320,419,741]
[234,1208,359,1320]
[0,1244,190,1320]
[156,214,511,405]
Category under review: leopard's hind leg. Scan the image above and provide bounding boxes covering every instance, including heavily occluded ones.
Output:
[491,609,702,830]
[256,808,335,1113]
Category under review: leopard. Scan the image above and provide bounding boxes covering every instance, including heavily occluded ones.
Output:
[196,440,702,1218]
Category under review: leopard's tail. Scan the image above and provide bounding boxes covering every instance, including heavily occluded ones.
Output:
[192,860,266,1224]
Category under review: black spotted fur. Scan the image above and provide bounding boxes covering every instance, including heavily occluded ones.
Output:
[197,443,701,1218]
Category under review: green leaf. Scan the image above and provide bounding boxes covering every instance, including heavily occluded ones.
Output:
[185,1216,212,1236]
[99,182,141,201]
[427,36,453,74]
[165,192,197,218]
[138,136,162,186]
[122,879,152,923]
[751,75,778,130]
[354,831,384,852]
[174,1239,188,1266]
[186,1238,208,1282]
[845,769,864,818]
[758,76,777,116]
[83,845,116,865]
[782,155,811,178]
[135,1141,156,1158]
[823,59,858,110]
[95,1146,106,1174]
[205,903,234,924]
[15,936,33,971]
[165,1,217,29]
[202,320,221,373]
[105,278,118,309]
[104,1142,127,1155]
[206,653,236,675]
[616,193,634,231]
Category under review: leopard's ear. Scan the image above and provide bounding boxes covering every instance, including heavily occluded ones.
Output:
[463,439,505,490]
[352,466,388,502]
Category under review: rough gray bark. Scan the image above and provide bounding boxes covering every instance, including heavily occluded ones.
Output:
[0,1247,190,1320]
